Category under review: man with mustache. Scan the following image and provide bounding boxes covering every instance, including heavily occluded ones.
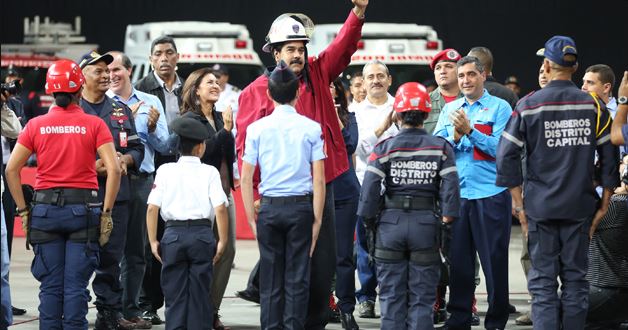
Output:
[434,56,513,330]
[135,36,183,326]
[236,1,369,328]
[352,60,397,320]
[79,51,145,330]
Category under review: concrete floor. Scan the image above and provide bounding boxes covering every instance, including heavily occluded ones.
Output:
[6,225,533,329]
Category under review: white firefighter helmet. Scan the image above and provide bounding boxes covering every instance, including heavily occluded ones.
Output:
[262,13,315,53]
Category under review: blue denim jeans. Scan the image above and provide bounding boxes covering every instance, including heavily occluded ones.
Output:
[1,200,12,328]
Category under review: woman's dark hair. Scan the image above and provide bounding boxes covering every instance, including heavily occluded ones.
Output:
[53,92,76,108]
[180,68,221,115]
[399,110,428,127]
[331,78,349,127]
[268,75,299,104]
[178,137,203,156]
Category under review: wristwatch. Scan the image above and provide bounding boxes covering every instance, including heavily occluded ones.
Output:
[514,206,524,213]
[618,95,628,105]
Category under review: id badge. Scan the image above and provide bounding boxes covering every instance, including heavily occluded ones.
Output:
[119,131,128,147]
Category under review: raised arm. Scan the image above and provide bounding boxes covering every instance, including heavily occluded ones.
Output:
[315,0,368,82]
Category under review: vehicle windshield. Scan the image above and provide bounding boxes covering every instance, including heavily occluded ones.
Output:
[176,63,265,90]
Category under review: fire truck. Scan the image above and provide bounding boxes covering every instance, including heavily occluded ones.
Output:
[1,16,99,118]
[124,21,264,89]
[307,22,443,91]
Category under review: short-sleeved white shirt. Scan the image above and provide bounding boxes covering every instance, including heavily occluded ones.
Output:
[147,156,228,222]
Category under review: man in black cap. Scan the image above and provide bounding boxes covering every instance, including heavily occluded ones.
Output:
[241,61,326,330]
[3,68,26,126]
[147,116,229,330]
[79,51,147,330]
[2,67,27,308]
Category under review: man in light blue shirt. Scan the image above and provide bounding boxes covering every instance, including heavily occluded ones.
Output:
[434,56,512,330]
[106,51,170,327]
[241,61,326,330]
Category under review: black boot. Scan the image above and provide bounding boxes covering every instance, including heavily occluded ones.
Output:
[11,306,26,316]
[340,312,359,330]
[94,310,118,330]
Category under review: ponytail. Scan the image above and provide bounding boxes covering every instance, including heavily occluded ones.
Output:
[53,92,73,108]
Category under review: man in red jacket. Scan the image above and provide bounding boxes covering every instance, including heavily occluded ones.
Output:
[236,1,368,329]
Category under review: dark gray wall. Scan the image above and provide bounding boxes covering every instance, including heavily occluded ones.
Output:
[2,0,627,94]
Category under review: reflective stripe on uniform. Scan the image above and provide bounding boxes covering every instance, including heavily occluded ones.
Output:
[596,133,611,146]
[366,165,386,178]
[439,166,457,177]
[378,149,444,163]
[519,103,595,117]
[502,131,524,147]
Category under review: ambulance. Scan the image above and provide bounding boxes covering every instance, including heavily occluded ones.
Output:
[1,16,99,117]
[307,23,443,91]
[124,21,264,89]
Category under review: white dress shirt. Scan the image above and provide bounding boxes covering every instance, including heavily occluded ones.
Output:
[147,156,228,222]
[353,93,398,184]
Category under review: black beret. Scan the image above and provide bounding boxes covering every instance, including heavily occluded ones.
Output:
[170,117,209,141]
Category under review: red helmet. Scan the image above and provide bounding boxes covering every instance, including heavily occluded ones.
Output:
[393,82,432,113]
[45,60,85,94]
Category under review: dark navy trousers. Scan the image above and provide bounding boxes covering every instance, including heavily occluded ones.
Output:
[527,216,590,330]
[160,224,215,330]
[93,201,129,313]
[121,175,152,318]
[257,199,313,330]
[30,203,100,330]
[446,190,511,330]
[355,216,378,303]
[375,209,440,330]
[333,196,358,313]
[305,184,336,330]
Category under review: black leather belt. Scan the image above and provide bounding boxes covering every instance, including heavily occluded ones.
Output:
[384,195,436,211]
[165,219,211,228]
[34,188,99,206]
[261,194,312,205]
